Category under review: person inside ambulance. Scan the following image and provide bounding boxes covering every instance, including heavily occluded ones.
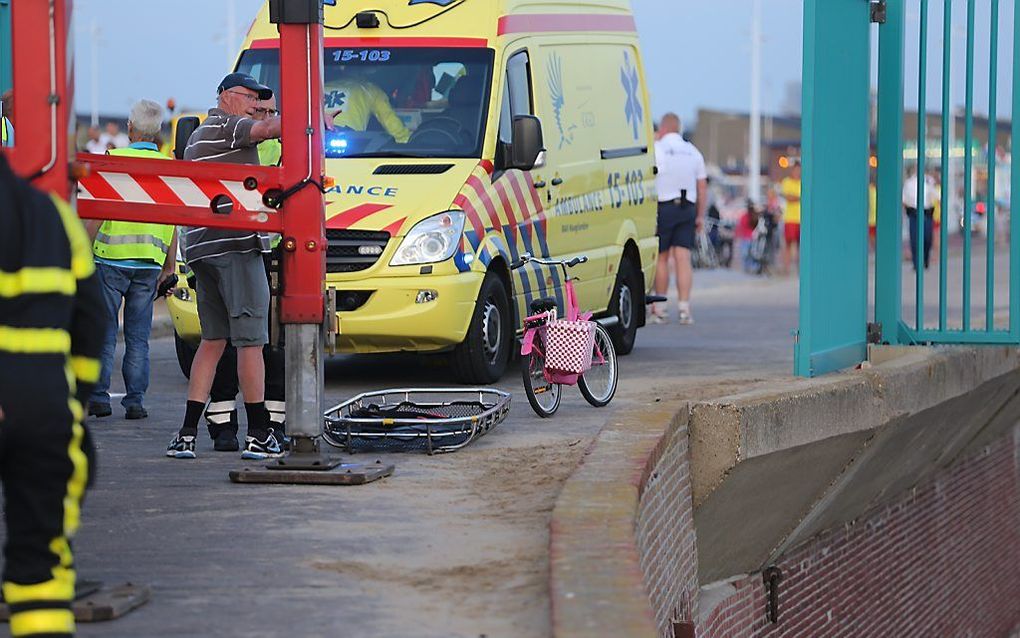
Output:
[425,72,486,147]
[325,65,411,143]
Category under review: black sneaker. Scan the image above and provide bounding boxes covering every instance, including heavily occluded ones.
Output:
[88,402,112,418]
[241,432,283,460]
[166,433,197,459]
[270,428,290,452]
[125,405,148,420]
[213,430,240,452]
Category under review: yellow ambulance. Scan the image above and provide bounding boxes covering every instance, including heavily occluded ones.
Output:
[170,0,658,384]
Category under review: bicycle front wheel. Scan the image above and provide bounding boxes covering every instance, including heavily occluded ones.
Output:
[579,324,618,407]
[522,344,561,417]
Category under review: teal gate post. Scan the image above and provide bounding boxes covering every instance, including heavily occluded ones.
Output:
[796,0,873,376]
[0,0,10,95]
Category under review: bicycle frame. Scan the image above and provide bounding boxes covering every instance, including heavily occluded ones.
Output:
[515,255,603,386]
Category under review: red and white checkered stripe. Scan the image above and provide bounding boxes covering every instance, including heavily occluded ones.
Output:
[77,172,272,212]
[545,320,596,374]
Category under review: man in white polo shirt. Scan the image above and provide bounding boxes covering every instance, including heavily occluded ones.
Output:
[653,113,707,324]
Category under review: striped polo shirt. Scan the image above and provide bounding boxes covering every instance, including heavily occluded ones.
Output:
[181,108,270,264]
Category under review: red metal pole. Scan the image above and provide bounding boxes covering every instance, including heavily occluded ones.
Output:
[277,18,326,325]
[7,0,74,199]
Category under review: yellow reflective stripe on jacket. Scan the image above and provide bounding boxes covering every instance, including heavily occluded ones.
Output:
[0,326,71,354]
[62,419,89,535]
[70,355,101,384]
[0,268,76,297]
[8,608,75,636]
[50,195,94,280]
[93,227,173,263]
[1,117,12,147]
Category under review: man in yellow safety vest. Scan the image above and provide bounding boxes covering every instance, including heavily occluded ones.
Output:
[85,100,177,420]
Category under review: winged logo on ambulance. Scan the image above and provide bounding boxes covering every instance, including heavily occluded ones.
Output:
[547,53,577,149]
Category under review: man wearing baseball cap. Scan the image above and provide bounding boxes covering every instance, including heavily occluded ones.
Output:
[168,72,283,461]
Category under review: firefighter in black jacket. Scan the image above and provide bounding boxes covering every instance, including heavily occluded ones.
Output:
[0,154,105,638]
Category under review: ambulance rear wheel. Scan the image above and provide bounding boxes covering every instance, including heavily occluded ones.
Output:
[174,331,197,379]
[453,272,512,384]
[609,257,640,355]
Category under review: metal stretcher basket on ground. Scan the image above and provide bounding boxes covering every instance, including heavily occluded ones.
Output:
[322,388,511,454]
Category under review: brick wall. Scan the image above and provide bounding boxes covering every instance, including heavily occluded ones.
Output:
[698,428,1020,637]
[635,413,699,637]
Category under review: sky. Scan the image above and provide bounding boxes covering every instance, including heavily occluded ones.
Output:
[68,0,1011,124]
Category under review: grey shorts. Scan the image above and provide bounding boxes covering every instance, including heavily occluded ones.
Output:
[192,252,270,348]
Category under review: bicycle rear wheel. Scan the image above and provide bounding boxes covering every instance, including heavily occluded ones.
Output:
[579,324,618,407]
[521,343,561,417]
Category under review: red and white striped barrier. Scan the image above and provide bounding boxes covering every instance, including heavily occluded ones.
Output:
[78,171,273,213]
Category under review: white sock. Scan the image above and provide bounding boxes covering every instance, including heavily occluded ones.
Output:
[678,301,691,312]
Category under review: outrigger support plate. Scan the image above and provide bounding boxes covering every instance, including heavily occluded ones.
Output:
[229,460,394,486]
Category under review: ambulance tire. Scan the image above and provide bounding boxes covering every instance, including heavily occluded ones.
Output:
[608,257,640,355]
[175,331,197,380]
[453,272,512,384]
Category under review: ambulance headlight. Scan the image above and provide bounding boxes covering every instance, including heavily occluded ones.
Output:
[390,211,466,266]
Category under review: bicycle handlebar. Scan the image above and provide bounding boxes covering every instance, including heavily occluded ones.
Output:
[510,253,588,270]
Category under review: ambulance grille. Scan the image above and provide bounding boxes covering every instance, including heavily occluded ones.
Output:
[325,229,391,273]
[373,164,454,175]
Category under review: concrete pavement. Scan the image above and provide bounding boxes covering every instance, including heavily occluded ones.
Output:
[57,264,796,638]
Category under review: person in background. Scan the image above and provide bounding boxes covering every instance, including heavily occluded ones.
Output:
[201,92,287,453]
[0,153,105,638]
[780,161,802,276]
[85,99,177,420]
[85,126,107,154]
[254,95,282,166]
[868,180,878,251]
[652,113,707,325]
[902,165,937,270]
[1,90,14,147]
[167,72,284,461]
[100,121,129,150]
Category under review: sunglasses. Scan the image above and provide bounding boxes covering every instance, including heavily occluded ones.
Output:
[253,107,279,116]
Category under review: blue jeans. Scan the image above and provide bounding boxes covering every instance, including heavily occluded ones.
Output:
[91,262,161,408]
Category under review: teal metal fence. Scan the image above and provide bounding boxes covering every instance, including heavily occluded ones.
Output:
[874,0,1018,346]
[801,0,1018,377]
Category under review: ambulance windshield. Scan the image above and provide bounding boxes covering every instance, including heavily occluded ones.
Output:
[236,47,494,159]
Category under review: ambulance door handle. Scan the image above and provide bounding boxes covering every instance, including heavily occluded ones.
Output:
[551,178,563,186]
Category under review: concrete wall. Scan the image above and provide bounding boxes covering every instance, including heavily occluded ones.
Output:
[549,346,1020,638]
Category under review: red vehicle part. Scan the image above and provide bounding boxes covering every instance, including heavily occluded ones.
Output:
[3,0,325,325]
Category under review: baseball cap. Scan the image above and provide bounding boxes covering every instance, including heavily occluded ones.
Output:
[217,73,274,100]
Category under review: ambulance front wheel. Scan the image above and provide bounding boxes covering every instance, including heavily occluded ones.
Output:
[452,272,512,384]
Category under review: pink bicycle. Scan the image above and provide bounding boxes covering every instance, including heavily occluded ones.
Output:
[511,253,618,417]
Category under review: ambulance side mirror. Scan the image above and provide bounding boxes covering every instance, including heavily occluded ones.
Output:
[511,115,545,171]
[174,117,201,160]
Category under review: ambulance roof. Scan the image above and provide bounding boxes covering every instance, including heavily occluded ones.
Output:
[244,0,636,48]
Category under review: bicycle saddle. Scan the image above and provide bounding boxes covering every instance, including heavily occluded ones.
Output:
[530,297,558,313]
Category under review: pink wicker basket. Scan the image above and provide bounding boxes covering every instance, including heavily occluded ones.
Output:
[544,319,596,374]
